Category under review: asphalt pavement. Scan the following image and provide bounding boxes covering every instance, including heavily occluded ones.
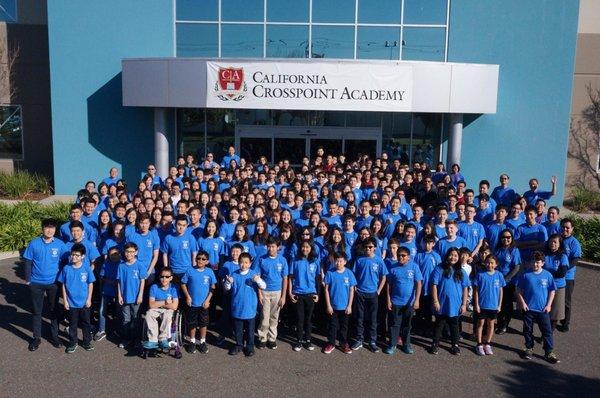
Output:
[1,257,599,398]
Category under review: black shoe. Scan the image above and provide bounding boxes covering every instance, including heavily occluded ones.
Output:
[430,343,439,355]
[83,343,94,351]
[450,345,461,356]
[28,338,41,352]
[303,341,314,351]
[228,345,241,356]
[185,344,196,354]
[244,347,255,357]
[50,338,62,349]
[496,327,507,335]
[198,342,209,354]
[557,324,569,333]
[266,341,278,350]
[293,341,302,352]
[256,340,266,349]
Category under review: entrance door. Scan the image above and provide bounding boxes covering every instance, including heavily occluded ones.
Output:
[235,125,382,165]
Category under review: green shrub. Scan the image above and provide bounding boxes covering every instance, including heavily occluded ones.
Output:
[0,170,52,199]
[571,188,600,212]
[0,201,70,251]
[573,216,600,263]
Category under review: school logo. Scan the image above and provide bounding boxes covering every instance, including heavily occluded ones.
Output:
[276,263,283,272]
[51,248,59,257]
[167,294,172,300]
[408,270,414,279]
[309,263,317,273]
[133,269,139,279]
[494,279,500,288]
[541,278,548,288]
[343,277,350,286]
[203,276,210,285]
[215,67,247,102]
[80,272,88,282]
[146,239,152,248]
[182,240,189,250]
[505,254,512,262]
[371,263,379,272]
[213,243,219,251]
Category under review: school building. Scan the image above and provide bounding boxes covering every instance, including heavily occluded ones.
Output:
[1,1,581,201]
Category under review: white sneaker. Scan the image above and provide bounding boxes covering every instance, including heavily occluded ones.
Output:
[476,345,486,356]
[484,344,494,355]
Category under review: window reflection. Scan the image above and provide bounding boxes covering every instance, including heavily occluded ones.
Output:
[267,0,309,23]
[401,27,445,61]
[177,0,218,21]
[266,25,309,58]
[176,23,218,57]
[403,0,447,25]
[222,0,264,22]
[221,24,264,57]
[312,26,355,59]
[358,0,401,24]
[357,27,400,60]
[312,0,355,23]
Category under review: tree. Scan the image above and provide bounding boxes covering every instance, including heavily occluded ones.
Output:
[0,44,19,103]
[567,84,600,190]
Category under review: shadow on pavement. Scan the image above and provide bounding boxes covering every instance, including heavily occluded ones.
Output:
[493,359,600,397]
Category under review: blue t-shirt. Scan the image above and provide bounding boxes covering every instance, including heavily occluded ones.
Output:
[352,256,388,294]
[542,220,561,237]
[523,189,553,206]
[388,261,423,306]
[126,230,159,266]
[494,247,522,283]
[100,259,119,297]
[23,237,67,285]
[344,230,358,249]
[485,222,508,249]
[181,267,217,307]
[354,215,374,232]
[430,266,471,316]
[434,236,467,257]
[228,240,256,259]
[434,224,447,239]
[414,251,441,296]
[458,221,485,251]
[563,236,582,280]
[256,254,289,292]
[57,263,95,308]
[515,223,548,261]
[149,283,179,302]
[219,222,238,241]
[515,269,556,312]
[324,268,357,311]
[117,260,147,304]
[219,260,240,279]
[197,236,226,267]
[59,221,97,244]
[543,253,569,289]
[62,239,100,268]
[289,258,319,295]
[161,232,198,274]
[473,270,506,310]
[491,186,517,207]
[229,269,260,319]
[102,237,125,256]
[400,240,418,259]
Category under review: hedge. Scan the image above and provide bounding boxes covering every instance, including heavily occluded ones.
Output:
[573,216,600,263]
[0,171,52,199]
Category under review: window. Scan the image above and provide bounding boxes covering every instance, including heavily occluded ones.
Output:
[403,0,447,25]
[312,0,355,23]
[311,26,355,59]
[358,0,401,24]
[0,105,23,159]
[267,0,309,23]
[402,27,445,61]
[176,0,218,21]
[222,0,263,22]
[266,25,309,58]
[0,0,17,23]
[221,24,263,57]
[176,23,218,57]
[357,27,400,60]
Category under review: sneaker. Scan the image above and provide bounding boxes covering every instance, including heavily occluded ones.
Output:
[228,345,241,356]
[198,342,209,354]
[450,345,461,356]
[351,340,363,351]
[496,327,507,335]
[216,335,226,346]
[322,343,335,354]
[557,324,570,333]
[65,345,77,354]
[83,343,94,351]
[476,345,486,356]
[94,331,106,342]
[341,343,353,354]
[244,347,255,357]
[28,338,41,352]
[383,346,396,355]
[293,342,302,352]
[545,351,560,364]
[368,342,380,353]
[430,344,439,355]
[266,340,278,350]
[118,340,129,349]
[523,348,533,360]
[484,344,494,355]
[185,344,196,354]
[401,344,414,355]
[50,338,62,349]
[256,340,266,349]
[303,341,314,351]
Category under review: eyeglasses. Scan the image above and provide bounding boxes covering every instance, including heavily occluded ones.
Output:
[147,167,155,171]
[124,250,136,254]
[70,253,82,257]
[159,275,172,279]
[196,257,208,261]
[365,245,375,249]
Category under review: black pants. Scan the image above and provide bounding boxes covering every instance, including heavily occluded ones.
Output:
[295,294,315,341]
[388,305,414,348]
[433,315,460,345]
[354,292,378,343]
[498,284,515,329]
[30,283,60,341]
[562,280,575,327]
[415,295,433,331]
[68,307,92,346]
[328,310,349,345]
[217,295,231,338]
[233,317,255,349]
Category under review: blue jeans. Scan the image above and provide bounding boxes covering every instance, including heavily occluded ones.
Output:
[523,310,553,352]
[354,291,378,343]
[97,295,115,333]
[388,305,414,348]
[120,303,140,341]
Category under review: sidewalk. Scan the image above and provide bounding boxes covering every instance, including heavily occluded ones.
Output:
[0,195,75,205]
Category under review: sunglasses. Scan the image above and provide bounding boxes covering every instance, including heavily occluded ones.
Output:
[196,257,208,261]
[365,246,375,249]
[159,275,172,279]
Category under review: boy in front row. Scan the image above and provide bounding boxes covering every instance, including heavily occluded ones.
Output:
[515,251,559,364]
[142,267,179,352]
[58,243,95,354]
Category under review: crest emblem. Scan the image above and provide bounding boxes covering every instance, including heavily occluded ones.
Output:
[51,248,59,257]
[215,67,247,102]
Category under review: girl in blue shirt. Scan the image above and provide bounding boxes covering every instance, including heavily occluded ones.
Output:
[228,224,256,259]
[473,255,505,356]
[543,234,569,331]
[197,220,225,271]
[494,229,522,334]
[430,248,470,355]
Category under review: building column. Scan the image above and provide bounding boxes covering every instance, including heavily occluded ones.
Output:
[447,113,463,168]
[154,107,169,179]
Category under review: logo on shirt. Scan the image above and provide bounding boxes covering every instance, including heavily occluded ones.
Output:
[276,263,283,272]
[182,240,189,250]
[343,277,350,286]
[213,243,219,251]
[505,254,512,262]
[146,239,152,248]
[80,272,88,282]
[51,248,59,257]
[167,294,172,300]
[540,278,548,288]
[133,269,139,279]
[494,279,500,288]
[309,263,317,273]
[203,275,210,285]
[371,263,379,272]
[407,270,414,279]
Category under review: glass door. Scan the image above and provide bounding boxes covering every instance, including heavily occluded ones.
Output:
[344,139,377,161]
[309,138,343,159]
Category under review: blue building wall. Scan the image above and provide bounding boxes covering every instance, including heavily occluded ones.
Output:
[48,0,175,194]
[448,0,579,205]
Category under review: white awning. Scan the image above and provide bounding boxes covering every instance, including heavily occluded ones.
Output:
[122,58,498,114]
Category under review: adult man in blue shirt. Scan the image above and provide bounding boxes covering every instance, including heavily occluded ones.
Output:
[523,176,557,206]
[220,145,241,169]
[23,219,68,351]
[161,214,198,279]
[559,218,582,332]
[491,174,518,207]
[101,167,119,186]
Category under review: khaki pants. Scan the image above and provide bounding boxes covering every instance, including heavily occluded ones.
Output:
[145,308,174,343]
[258,290,282,342]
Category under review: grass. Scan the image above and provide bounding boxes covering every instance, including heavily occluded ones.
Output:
[0,171,52,199]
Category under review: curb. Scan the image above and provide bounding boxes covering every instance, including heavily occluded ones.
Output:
[0,251,20,261]
[579,260,600,271]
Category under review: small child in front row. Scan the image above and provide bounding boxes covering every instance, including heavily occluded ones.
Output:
[181,250,217,354]
[473,254,505,356]
[58,243,96,354]
[224,252,266,357]
[323,252,356,354]
[515,251,560,364]
[142,267,179,352]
